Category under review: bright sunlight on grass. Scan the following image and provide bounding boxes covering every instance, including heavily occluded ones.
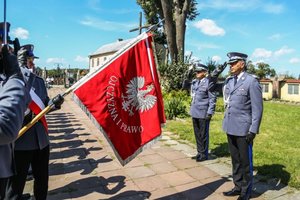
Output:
[163,99,300,189]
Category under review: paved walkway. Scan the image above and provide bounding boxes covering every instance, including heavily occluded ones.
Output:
[23,86,300,200]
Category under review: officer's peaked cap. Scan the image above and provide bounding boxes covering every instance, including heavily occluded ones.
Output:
[227,52,248,64]
[194,63,208,72]
[0,22,11,42]
[22,44,39,59]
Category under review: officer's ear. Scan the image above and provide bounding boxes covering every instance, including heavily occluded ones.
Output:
[241,60,247,68]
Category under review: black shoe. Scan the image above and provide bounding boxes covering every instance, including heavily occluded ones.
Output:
[223,188,241,196]
[21,193,31,200]
[191,155,199,160]
[196,157,207,162]
[26,174,33,181]
[237,195,250,200]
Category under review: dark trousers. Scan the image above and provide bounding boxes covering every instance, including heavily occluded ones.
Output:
[7,145,50,200]
[192,118,210,159]
[0,178,9,200]
[227,134,253,197]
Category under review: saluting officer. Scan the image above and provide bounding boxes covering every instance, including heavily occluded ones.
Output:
[7,44,64,200]
[190,63,217,162]
[222,52,263,200]
[0,22,30,200]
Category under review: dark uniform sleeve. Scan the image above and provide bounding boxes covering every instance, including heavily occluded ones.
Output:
[0,77,29,145]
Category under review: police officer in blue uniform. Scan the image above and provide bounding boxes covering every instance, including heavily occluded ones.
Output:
[222,52,263,200]
[190,63,217,162]
[7,44,64,200]
[0,22,30,200]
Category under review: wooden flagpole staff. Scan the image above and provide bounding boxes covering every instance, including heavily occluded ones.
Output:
[17,88,72,139]
[18,104,52,138]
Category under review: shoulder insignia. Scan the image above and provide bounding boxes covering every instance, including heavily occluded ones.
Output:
[249,74,259,80]
[224,76,233,84]
[226,75,234,80]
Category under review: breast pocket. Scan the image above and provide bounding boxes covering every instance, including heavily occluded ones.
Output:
[196,87,208,100]
[235,89,248,103]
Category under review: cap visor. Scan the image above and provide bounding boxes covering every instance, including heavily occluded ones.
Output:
[228,59,239,64]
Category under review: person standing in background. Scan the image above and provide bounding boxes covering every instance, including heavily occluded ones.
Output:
[7,44,64,200]
[190,63,217,162]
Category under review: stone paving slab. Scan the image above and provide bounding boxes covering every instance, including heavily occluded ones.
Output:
[21,86,299,200]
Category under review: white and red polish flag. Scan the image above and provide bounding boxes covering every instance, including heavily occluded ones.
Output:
[72,32,165,165]
[28,89,48,132]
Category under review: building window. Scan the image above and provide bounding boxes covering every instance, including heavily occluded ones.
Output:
[261,83,269,93]
[288,84,299,95]
[97,58,99,66]
[104,57,107,61]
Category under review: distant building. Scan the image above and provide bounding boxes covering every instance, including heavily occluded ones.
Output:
[89,38,133,72]
[279,79,300,102]
[259,78,300,102]
[89,37,167,73]
[260,79,273,100]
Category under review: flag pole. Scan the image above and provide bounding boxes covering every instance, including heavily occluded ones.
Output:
[3,0,8,45]
[18,19,165,138]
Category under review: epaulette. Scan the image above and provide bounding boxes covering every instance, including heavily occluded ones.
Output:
[250,74,259,80]
[224,75,234,84]
[191,79,197,83]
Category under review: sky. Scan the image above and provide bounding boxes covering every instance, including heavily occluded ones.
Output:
[2,0,300,77]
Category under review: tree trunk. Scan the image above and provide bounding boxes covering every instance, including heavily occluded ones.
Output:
[161,0,178,63]
[174,0,190,62]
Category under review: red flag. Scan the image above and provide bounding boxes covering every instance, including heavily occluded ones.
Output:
[73,32,165,165]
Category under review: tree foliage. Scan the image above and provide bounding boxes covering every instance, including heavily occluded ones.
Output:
[247,61,276,79]
[158,53,193,91]
[136,0,198,63]
[205,58,217,74]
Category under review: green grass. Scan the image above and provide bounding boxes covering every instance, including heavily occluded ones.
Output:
[163,99,300,189]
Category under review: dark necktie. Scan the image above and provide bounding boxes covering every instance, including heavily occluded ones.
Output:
[234,75,237,86]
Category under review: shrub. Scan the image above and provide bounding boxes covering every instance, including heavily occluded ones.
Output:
[163,90,191,119]
[158,55,192,92]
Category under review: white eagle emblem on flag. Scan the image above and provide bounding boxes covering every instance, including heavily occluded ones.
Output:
[122,76,157,116]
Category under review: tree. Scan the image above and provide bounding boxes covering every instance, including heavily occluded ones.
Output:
[256,62,276,79]
[246,61,256,75]
[245,61,276,79]
[282,73,296,79]
[206,58,217,73]
[158,53,194,91]
[136,0,198,63]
